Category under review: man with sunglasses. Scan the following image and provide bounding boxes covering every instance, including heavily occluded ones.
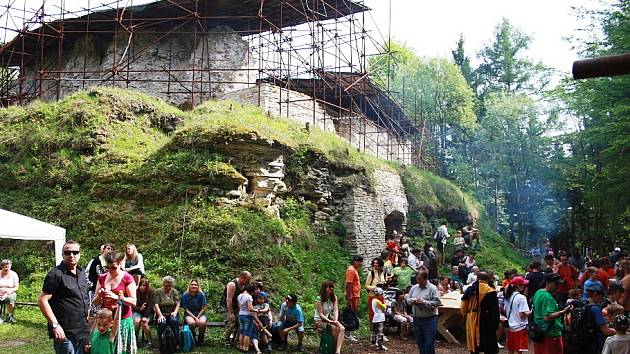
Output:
[38,240,89,354]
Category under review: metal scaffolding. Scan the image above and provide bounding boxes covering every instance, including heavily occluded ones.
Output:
[0,0,433,167]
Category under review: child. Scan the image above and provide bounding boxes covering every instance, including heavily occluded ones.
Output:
[237,284,257,353]
[567,288,582,305]
[371,287,388,351]
[581,267,604,301]
[602,315,630,354]
[604,303,625,324]
[89,307,120,354]
[438,276,452,296]
[253,291,272,354]
[391,290,413,339]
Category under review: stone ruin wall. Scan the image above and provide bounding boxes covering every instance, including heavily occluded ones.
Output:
[220,83,413,165]
[20,25,254,106]
[216,84,336,134]
[343,168,409,264]
[336,114,413,165]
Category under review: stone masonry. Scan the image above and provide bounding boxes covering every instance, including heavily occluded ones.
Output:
[21,25,253,106]
[344,168,409,264]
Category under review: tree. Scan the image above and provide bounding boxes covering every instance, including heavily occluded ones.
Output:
[475,18,550,98]
[553,0,630,252]
[369,42,476,176]
[452,34,474,87]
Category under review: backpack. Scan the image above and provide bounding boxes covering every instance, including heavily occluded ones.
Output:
[180,324,195,352]
[159,326,178,354]
[433,230,443,243]
[567,301,597,351]
[340,307,359,331]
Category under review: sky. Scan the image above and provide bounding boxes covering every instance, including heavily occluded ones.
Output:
[362,0,604,74]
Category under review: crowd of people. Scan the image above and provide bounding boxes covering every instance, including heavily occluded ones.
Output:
[0,219,627,354]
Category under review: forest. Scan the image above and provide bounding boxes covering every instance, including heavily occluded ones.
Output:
[369,0,629,255]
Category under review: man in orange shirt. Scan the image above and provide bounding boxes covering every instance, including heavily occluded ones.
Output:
[345,255,363,341]
[555,251,578,304]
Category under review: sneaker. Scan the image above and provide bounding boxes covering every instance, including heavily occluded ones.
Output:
[7,315,16,324]
[0,317,4,325]
[383,335,389,342]
[498,343,504,349]
[378,344,388,351]
[348,334,359,342]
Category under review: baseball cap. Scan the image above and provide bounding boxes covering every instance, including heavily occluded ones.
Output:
[510,276,529,286]
[615,247,621,252]
[585,282,605,293]
[543,273,565,284]
[374,287,384,295]
[286,294,298,302]
[258,291,268,299]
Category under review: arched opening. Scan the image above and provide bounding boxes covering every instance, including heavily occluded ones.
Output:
[384,211,405,239]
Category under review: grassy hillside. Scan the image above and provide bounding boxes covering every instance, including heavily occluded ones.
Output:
[0,88,526,351]
[0,88,357,311]
[398,165,527,274]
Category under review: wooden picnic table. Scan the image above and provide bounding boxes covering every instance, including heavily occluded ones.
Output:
[438,290,465,345]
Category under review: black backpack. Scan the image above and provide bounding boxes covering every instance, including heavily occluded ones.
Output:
[566,301,597,352]
[160,326,178,354]
[340,307,359,331]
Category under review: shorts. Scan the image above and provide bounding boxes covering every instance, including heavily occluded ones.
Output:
[127,269,145,277]
[239,315,254,337]
[277,320,305,333]
[393,314,413,323]
[506,328,528,351]
[437,242,445,253]
[184,314,207,321]
[132,311,153,323]
[0,293,16,305]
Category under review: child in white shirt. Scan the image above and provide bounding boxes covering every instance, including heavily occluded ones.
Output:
[371,287,388,351]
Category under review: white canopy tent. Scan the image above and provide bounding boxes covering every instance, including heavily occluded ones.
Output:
[0,208,66,265]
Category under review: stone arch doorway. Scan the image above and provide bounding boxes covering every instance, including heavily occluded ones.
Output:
[385,211,405,239]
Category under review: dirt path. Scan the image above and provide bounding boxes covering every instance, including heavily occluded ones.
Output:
[344,337,472,353]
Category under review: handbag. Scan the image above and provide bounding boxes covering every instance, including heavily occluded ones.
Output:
[318,324,335,354]
[340,307,359,331]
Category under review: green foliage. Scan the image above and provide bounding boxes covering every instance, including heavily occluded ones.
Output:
[370,41,477,175]
[475,18,550,97]
[551,0,630,252]
[398,165,477,216]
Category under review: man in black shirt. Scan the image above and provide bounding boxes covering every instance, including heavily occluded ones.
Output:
[450,248,465,268]
[525,261,545,301]
[38,240,89,354]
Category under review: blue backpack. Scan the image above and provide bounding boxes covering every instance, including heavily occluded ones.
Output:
[181,324,195,352]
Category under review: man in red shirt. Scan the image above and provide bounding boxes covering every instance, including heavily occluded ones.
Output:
[555,251,577,304]
[345,255,363,341]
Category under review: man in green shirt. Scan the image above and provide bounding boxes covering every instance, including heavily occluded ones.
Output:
[532,273,572,354]
[392,258,416,290]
